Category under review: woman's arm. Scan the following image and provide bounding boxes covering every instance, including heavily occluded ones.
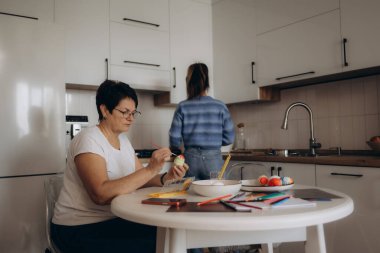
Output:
[76,148,171,205]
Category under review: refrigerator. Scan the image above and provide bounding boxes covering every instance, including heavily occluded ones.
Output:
[0,14,66,252]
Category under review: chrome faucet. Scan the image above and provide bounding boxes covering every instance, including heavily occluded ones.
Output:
[281,102,321,156]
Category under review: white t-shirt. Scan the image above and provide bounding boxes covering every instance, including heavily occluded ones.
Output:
[53,126,136,225]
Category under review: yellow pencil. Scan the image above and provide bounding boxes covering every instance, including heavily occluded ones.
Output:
[218,154,231,180]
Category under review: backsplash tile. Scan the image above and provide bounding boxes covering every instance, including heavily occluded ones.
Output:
[340,116,354,149]
[229,74,380,150]
[66,74,380,151]
[365,114,379,141]
[364,76,378,115]
[351,80,365,115]
[352,116,366,149]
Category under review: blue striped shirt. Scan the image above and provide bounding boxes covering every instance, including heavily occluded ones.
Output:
[169,96,235,150]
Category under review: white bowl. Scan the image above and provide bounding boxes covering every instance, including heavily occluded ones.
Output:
[191,180,242,197]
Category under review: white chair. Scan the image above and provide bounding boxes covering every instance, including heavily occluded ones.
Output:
[44,174,64,253]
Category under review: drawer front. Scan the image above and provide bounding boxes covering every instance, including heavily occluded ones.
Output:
[110,22,170,71]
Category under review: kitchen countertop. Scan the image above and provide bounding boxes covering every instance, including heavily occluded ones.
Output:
[138,150,380,168]
[224,150,380,168]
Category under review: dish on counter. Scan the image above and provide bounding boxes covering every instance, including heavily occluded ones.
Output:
[367,141,380,151]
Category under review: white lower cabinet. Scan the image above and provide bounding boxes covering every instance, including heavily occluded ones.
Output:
[316,165,380,253]
[227,161,315,253]
[226,161,272,180]
[274,162,316,186]
[267,163,316,253]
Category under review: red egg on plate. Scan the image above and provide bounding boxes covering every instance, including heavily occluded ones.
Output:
[258,175,269,186]
[268,177,282,186]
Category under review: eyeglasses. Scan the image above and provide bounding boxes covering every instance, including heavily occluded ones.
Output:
[114,108,141,119]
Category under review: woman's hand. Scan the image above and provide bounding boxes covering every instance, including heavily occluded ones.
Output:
[166,163,188,181]
[147,148,172,174]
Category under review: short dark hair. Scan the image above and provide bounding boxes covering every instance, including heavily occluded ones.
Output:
[96,80,138,121]
[186,63,209,99]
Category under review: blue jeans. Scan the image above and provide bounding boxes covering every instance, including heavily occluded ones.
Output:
[184,148,223,253]
[184,148,223,180]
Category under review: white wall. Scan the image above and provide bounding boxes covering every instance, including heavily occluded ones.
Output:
[65,90,176,149]
[66,74,380,151]
[229,75,380,150]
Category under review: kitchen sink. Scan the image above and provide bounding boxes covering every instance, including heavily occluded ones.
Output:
[282,150,340,157]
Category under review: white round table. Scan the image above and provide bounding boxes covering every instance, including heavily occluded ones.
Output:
[111,185,353,253]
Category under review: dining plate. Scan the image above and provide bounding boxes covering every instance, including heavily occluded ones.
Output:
[240,180,294,192]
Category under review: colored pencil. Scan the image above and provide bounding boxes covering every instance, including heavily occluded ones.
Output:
[271,197,290,206]
[224,200,263,210]
[256,192,286,201]
[217,154,231,180]
[197,194,232,206]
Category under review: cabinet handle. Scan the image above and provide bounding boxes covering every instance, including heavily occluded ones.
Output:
[330,172,363,178]
[124,61,160,67]
[277,167,282,177]
[105,58,109,80]
[276,71,315,81]
[343,38,349,67]
[0,11,38,20]
[270,166,275,176]
[123,18,160,27]
[251,62,256,84]
[172,67,176,88]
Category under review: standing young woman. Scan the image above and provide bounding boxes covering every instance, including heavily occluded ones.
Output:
[169,63,235,180]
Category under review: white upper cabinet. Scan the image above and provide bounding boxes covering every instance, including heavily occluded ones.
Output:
[256,10,342,87]
[55,0,109,86]
[169,0,213,104]
[110,22,170,90]
[0,0,54,22]
[109,0,170,91]
[340,0,380,71]
[254,0,339,35]
[212,0,259,104]
[110,0,169,32]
